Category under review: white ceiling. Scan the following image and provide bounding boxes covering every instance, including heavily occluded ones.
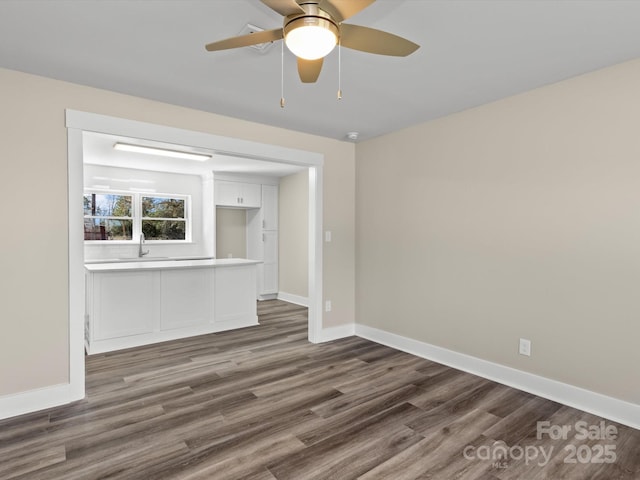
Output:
[1,1,639,142]
[83,131,307,177]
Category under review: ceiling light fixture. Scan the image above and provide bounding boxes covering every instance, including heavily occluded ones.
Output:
[284,15,338,60]
[113,142,211,161]
[205,1,420,84]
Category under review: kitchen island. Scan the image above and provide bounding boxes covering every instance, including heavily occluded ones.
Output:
[84,258,260,354]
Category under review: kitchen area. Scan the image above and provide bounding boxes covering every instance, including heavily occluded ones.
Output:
[81,130,309,355]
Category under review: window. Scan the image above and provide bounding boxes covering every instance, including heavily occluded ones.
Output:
[84,191,190,242]
[83,193,133,240]
[141,196,187,241]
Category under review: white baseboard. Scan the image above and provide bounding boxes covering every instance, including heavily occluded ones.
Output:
[258,293,278,301]
[5,323,637,431]
[317,323,356,343]
[355,324,640,431]
[0,383,84,421]
[277,291,309,307]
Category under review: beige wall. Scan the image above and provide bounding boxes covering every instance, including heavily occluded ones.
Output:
[279,170,309,298]
[215,208,247,259]
[356,59,640,405]
[0,67,355,397]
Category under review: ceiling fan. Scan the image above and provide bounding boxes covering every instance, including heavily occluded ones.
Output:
[205,0,419,83]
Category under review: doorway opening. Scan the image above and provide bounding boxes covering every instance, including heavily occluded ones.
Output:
[67,110,324,399]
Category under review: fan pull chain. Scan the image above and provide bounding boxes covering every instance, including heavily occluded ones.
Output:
[280,41,285,108]
[337,38,342,100]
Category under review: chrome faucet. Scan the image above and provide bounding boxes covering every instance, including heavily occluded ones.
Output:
[138,233,150,257]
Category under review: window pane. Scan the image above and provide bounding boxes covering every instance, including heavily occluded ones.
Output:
[83,193,132,217]
[142,220,186,240]
[142,196,185,218]
[84,218,133,241]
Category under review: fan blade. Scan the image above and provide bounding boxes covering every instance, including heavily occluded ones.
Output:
[297,57,324,83]
[205,28,283,52]
[319,0,375,22]
[260,0,305,16]
[340,24,419,56]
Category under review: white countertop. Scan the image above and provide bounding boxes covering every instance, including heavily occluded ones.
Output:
[85,257,261,272]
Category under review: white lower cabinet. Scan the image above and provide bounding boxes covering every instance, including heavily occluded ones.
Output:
[85,261,259,354]
[92,271,157,340]
[160,268,213,331]
[215,265,258,328]
[261,231,279,295]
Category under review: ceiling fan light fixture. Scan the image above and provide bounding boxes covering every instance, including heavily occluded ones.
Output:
[284,17,338,60]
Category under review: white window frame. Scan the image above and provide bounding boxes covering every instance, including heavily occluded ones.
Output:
[84,189,192,244]
[83,190,134,241]
[140,193,192,243]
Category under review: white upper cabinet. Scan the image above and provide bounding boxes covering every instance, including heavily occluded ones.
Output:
[215,180,261,208]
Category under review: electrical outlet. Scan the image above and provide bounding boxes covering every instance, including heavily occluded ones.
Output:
[325,300,332,312]
[325,231,332,243]
[519,338,531,356]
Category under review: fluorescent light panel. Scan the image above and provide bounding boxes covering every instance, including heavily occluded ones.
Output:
[113,142,211,161]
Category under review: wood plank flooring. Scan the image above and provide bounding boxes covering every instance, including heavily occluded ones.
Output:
[1,300,638,479]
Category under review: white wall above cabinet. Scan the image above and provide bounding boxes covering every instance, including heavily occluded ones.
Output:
[215,180,261,208]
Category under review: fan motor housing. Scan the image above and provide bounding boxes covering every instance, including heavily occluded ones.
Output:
[284,15,339,39]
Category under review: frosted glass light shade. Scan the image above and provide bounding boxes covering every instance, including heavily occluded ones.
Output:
[284,18,338,60]
[113,142,211,161]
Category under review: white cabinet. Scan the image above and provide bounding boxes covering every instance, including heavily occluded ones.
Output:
[84,260,259,354]
[160,268,213,331]
[91,271,157,340]
[247,184,279,300]
[262,230,279,295]
[215,265,258,328]
[261,185,279,230]
[215,180,261,208]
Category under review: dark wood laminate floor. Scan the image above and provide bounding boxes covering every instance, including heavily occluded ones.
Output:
[1,300,638,479]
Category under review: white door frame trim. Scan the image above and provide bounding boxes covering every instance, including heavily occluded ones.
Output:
[65,109,324,401]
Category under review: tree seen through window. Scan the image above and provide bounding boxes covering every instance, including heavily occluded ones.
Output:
[83,193,188,241]
[141,196,186,241]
